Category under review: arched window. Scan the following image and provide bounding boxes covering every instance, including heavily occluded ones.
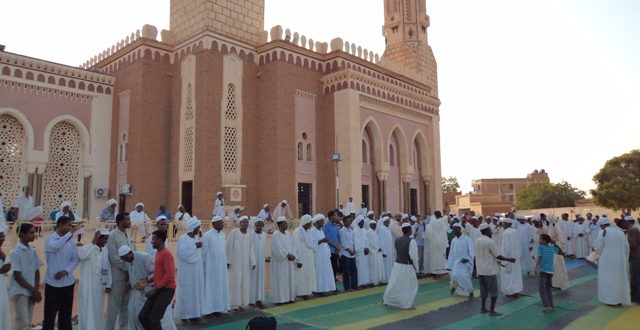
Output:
[389,144,396,166]
[297,142,303,161]
[362,140,368,163]
[306,143,312,162]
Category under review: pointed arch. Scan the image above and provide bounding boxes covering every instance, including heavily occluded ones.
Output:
[0,108,35,152]
[387,125,409,174]
[360,117,383,171]
[411,129,430,173]
[43,115,91,166]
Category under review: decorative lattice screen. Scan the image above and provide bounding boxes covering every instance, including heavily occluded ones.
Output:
[184,127,194,174]
[0,114,24,206]
[42,121,80,216]
[223,126,237,173]
[225,84,237,120]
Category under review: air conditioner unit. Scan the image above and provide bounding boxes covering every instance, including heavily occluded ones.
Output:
[95,187,109,197]
[118,183,132,195]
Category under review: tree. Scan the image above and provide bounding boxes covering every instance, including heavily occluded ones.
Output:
[591,150,640,212]
[516,181,586,210]
[442,176,460,193]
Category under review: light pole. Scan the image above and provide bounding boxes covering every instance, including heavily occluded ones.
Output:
[332,153,342,209]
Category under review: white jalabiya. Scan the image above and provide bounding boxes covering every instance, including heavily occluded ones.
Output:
[270,230,297,304]
[175,234,205,319]
[175,211,191,231]
[201,228,230,314]
[463,225,481,243]
[558,220,575,255]
[547,224,569,290]
[293,226,317,296]
[588,221,600,250]
[250,230,267,304]
[594,227,631,306]
[16,192,42,220]
[425,216,449,275]
[367,228,386,285]
[499,227,523,295]
[493,225,504,252]
[573,221,590,259]
[353,225,370,286]
[78,244,110,330]
[515,223,535,273]
[130,210,152,239]
[309,227,336,293]
[389,221,402,239]
[212,198,226,218]
[383,238,419,309]
[446,235,475,296]
[227,229,256,307]
[376,223,394,282]
[0,256,10,330]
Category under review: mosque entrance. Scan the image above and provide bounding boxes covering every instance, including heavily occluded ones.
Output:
[297,183,312,217]
[361,185,370,209]
[181,181,193,214]
[410,188,418,216]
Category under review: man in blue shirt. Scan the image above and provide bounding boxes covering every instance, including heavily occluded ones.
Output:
[155,205,172,222]
[535,234,562,313]
[43,216,81,330]
[323,210,342,281]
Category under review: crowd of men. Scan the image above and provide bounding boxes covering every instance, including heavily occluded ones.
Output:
[0,190,639,329]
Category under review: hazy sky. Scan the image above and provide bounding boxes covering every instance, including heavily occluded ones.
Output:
[2,0,638,193]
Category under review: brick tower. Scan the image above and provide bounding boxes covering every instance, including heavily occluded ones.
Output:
[380,0,438,95]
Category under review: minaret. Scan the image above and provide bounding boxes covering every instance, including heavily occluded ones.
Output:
[380,0,438,95]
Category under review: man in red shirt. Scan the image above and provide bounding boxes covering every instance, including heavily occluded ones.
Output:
[138,230,176,329]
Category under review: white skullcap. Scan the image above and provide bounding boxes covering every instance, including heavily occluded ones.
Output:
[186,218,201,231]
[369,220,377,225]
[410,216,417,222]
[277,216,287,223]
[212,215,223,223]
[60,201,71,209]
[252,216,264,224]
[135,202,144,208]
[401,223,411,229]
[312,214,325,224]
[478,223,490,231]
[597,218,611,226]
[624,215,635,221]
[98,229,110,236]
[401,214,409,220]
[382,216,390,222]
[452,223,462,229]
[216,192,223,196]
[281,200,288,205]
[367,210,374,216]
[118,245,132,257]
[238,216,249,223]
[156,215,168,221]
[107,199,117,206]
[355,215,365,223]
[515,214,525,220]
[263,204,269,208]
[503,218,514,224]
[300,214,313,226]
[471,216,478,220]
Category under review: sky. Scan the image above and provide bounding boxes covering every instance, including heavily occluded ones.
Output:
[2,0,639,194]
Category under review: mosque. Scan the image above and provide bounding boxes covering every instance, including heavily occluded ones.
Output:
[0,0,442,220]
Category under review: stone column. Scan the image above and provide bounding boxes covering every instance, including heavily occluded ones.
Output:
[422,175,431,215]
[334,89,363,207]
[402,175,412,213]
[377,171,388,212]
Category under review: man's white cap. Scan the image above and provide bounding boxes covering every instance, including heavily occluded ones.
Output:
[156,215,168,221]
[515,214,525,220]
[277,216,287,223]
[355,215,365,224]
[216,192,223,196]
[107,199,117,206]
[60,201,71,209]
[452,223,462,229]
[624,215,635,221]
[281,200,288,204]
[252,216,264,224]
[503,218,514,224]
[401,213,409,220]
[367,210,374,216]
[238,216,249,223]
[471,216,478,220]
[135,202,144,208]
[312,214,325,224]
[401,223,411,229]
[410,216,417,222]
[300,214,313,226]
[478,223,490,231]
[118,245,132,257]
[186,218,201,231]
[263,204,269,208]
[369,220,377,225]
[98,229,110,236]
[382,216,390,222]
[597,218,611,226]
[212,215,224,223]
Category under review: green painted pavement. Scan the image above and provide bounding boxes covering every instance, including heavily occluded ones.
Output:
[563,305,629,330]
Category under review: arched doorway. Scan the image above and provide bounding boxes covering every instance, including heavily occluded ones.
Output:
[0,114,25,205]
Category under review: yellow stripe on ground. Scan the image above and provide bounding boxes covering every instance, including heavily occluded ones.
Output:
[333,289,480,330]
[267,278,437,316]
[604,306,640,330]
[563,305,628,330]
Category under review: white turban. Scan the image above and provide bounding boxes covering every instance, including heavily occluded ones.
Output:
[355,215,365,224]
[401,223,411,229]
[401,214,409,220]
[281,200,288,205]
[60,201,71,210]
[156,215,168,221]
[624,215,635,221]
[452,223,462,229]
[369,220,377,225]
[479,223,490,231]
[263,204,269,209]
[410,216,417,222]
[186,218,201,231]
[515,214,525,220]
[300,214,313,226]
[277,216,287,223]
[238,216,249,224]
[382,216,390,222]
[597,218,611,226]
[118,245,132,257]
[107,199,117,206]
[212,215,223,223]
[312,214,325,224]
[135,202,144,208]
[252,217,264,224]
[367,211,374,216]
[216,192,223,196]
[503,218,514,224]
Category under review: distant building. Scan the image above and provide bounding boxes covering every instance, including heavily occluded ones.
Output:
[451,170,550,215]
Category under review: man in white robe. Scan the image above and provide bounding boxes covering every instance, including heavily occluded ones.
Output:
[500,218,523,297]
[310,214,336,294]
[514,215,535,274]
[229,206,241,227]
[78,230,110,330]
[594,218,631,306]
[353,215,370,287]
[257,204,274,234]
[175,218,205,323]
[293,215,317,298]
[250,217,267,307]
[425,211,449,277]
[16,186,42,221]
[376,216,394,283]
[367,220,386,285]
[447,223,475,297]
[273,200,293,220]
[201,216,230,315]
[212,192,226,218]
[345,197,356,215]
[227,216,256,312]
[547,215,569,290]
[587,214,600,251]
[271,216,298,304]
[573,216,590,259]
[174,204,191,236]
[383,223,418,309]
[558,213,575,257]
[130,202,152,241]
